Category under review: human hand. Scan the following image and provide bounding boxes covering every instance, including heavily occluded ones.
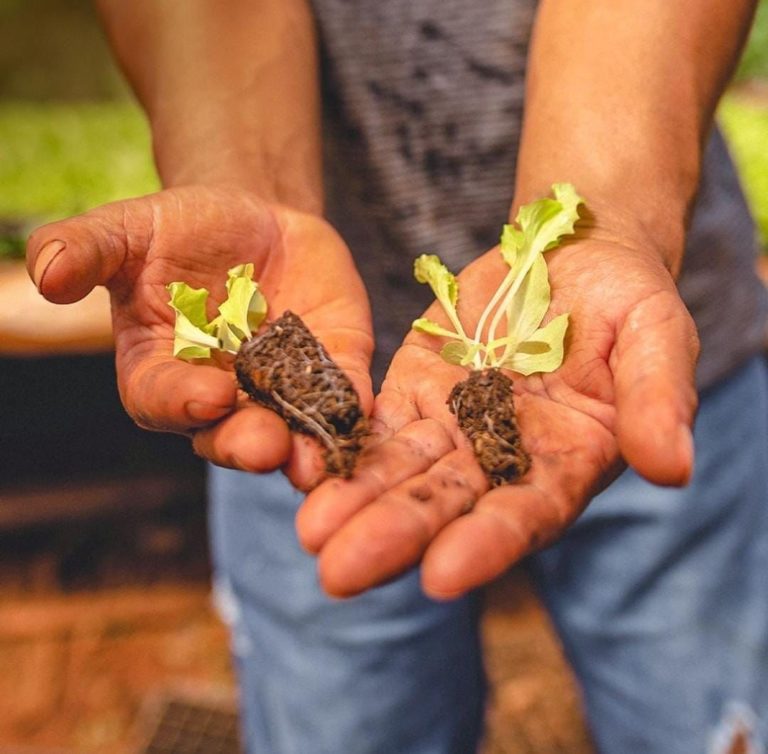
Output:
[26,185,373,489]
[298,226,699,598]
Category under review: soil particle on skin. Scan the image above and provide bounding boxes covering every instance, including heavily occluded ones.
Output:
[448,368,530,487]
[234,311,368,477]
[408,485,433,502]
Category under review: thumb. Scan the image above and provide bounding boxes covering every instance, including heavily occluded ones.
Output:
[612,290,700,486]
[26,200,143,303]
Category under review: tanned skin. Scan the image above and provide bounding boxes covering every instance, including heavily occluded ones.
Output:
[27,0,757,598]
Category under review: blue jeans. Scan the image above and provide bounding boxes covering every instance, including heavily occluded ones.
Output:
[209,356,768,754]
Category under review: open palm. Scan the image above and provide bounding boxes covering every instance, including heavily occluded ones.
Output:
[298,234,699,598]
[27,185,373,489]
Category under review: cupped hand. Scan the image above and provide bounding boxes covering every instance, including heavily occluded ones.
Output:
[26,185,373,489]
[298,229,699,598]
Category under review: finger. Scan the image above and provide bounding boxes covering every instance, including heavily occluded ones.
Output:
[119,352,238,433]
[316,447,488,598]
[282,434,328,492]
[192,404,292,471]
[296,418,456,553]
[419,394,621,599]
[419,485,557,600]
[612,291,699,486]
[420,449,604,600]
[26,201,143,303]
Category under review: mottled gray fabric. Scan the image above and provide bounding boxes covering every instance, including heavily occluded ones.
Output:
[678,128,768,388]
[313,0,768,389]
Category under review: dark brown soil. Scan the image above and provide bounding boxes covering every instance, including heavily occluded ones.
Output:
[234,311,368,477]
[449,368,531,487]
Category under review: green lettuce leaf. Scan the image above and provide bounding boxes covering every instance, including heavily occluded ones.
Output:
[499,223,523,269]
[412,184,579,375]
[483,183,580,366]
[412,317,460,339]
[440,341,479,367]
[501,313,570,375]
[413,253,470,347]
[167,263,269,362]
[513,182,583,257]
[499,253,550,353]
[414,254,459,313]
[217,263,268,342]
[167,282,220,360]
[215,318,245,354]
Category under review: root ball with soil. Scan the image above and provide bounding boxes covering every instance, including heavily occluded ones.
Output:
[235,311,368,477]
[167,264,367,477]
[412,183,583,486]
[449,368,530,487]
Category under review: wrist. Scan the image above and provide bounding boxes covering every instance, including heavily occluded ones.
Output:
[102,0,326,217]
[511,0,756,280]
[150,110,324,217]
[512,170,694,279]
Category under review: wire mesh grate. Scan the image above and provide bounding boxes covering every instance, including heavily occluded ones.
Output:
[140,698,241,754]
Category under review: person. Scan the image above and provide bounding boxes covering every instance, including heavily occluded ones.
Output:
[26,0,768,751]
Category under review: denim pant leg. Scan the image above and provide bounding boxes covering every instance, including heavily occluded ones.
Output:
[530,355,768,753]
[208,469,486,754]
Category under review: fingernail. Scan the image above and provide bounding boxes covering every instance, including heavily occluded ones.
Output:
[32,240,66,290]
[186,400,230,422]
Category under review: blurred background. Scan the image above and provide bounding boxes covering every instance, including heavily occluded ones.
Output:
[1,1,766,752]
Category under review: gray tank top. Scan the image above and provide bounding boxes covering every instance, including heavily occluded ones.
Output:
[313,0,768,390]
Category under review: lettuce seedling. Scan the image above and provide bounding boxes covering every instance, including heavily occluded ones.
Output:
[167,263,267,360]
[413,182,582,374]
[412,183,583,485]
[167,264,368,476]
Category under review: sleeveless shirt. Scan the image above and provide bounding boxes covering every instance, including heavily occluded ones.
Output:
[312,0,768,389]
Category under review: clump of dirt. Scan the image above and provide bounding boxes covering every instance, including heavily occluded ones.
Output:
[234,311,368,477]
[448,368,530,487]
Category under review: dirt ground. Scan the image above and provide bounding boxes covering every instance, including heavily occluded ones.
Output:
[0,473,594,754]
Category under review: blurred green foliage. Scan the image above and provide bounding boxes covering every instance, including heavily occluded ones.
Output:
[0,0,766,262]
[736,1,768,81]
[0,0,129,102]
[719,95,768,246]
[0,102,158,258]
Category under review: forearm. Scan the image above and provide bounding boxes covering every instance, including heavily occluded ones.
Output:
[95,0,323,214]
[515,0,757,274]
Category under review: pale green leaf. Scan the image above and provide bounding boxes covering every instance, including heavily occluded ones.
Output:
[516,340,550,355]
[226,263,254,287]
[460,343,481,367]
[167,281,220,361]
[167,282,210,330]
[173,342,213,361]
[214,317,244,353]
[482,184,582,352]
[413,254,459,310]
[413,253,470,341]
[499,223,523,268]
[218,264,268,339]
[440,341,472,366]
[412,317,459,339]
[501,313,569,375]
[503,253,550,348]
[513,182,583,257]
[170,313,219,358]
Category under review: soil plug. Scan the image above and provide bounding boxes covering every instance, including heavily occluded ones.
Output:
[166,264,367,477]
[411,183,583,486]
